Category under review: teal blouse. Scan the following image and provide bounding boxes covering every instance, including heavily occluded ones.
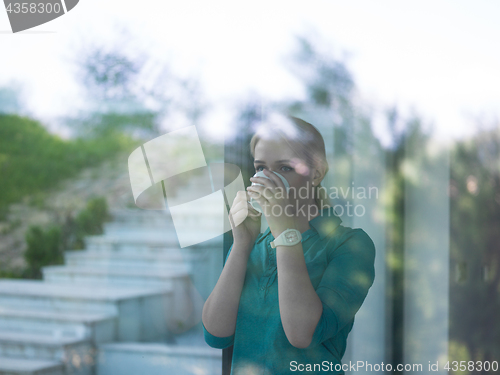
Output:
[203,206,376,375]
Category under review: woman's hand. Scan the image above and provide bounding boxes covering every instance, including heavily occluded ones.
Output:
[247,169,297,237]
[228,190,262,248]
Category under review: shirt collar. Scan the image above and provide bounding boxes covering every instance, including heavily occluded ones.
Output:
[260,205,342,241]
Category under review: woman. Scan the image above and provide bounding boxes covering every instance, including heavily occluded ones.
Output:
[202,113,375,375]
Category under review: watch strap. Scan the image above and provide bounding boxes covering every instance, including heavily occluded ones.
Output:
[270,228,302,248]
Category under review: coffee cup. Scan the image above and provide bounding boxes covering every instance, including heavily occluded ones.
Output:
[249,170,290,213]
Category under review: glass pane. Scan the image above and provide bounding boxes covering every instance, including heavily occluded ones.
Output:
[2,6,499,374]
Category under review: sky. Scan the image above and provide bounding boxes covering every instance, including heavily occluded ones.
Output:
[1,0,499,145]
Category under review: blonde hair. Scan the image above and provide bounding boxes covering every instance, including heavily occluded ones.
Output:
[249,113,331,209]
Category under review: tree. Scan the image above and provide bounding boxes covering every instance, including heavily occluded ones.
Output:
[449,124,500,364]
[65,38,208,139]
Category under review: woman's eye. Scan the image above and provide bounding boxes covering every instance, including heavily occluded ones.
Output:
[255,165,292,172]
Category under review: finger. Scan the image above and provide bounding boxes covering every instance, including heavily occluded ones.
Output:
[247,211,262,221]
[232,191,258,210]
[247,184,271,194]
[249,175,275,188]
[230,192,253,212]
[230,198,250,215]
[229,201,261,228]
[231,199,260,218]
[228,204,249,228]
[247,185,274,203]
[231,193,261,215]
[232,190,248,206]
[262,169,285,190]
[244,192,263,216]
[246,200,261,215]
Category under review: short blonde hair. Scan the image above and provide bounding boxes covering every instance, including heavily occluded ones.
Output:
[249,113,331,209]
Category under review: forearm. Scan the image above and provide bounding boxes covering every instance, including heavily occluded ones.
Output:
[202,241,252,337]
[276,244,323,348]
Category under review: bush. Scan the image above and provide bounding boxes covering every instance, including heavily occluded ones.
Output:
[24,225,63,279]
[21,197,111,278]
[73,197,111,249]
[0,267,25,279]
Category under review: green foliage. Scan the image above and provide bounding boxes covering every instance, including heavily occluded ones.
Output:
[77,197,110,235]
[81,48,140,101]
[21,197,111,278]
[67,110,160,139]
[449,127,500,362]
[73,197,111,249]
[24,225,63,279]
[0,268,25,279]
[0,114,137,211]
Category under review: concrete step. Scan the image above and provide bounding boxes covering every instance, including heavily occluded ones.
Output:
[0,331,92,375]
[96,342,221,375]
[83,233,180,250]
[85,229,224,249]
[106,207,223,249]
[42,265,189,288]
[62,249,221,300]
[76,241,188,256]
[102,222,174,235]
[41,266,205,334]
[0,356,64,375]
[0,307,116,344]
[0,280,172,342]
[63,250,196,270]
[85,228,224,252]
[109,209,173,225]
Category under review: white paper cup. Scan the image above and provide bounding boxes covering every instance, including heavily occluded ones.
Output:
[249,171,290,213]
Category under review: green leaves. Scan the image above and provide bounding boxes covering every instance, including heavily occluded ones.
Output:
[22,197,111,278]
[73,197,111,249]
[24,225,63,279]
[0,114,136,211]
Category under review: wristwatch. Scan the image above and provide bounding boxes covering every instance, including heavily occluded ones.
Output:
[270,229,302,248]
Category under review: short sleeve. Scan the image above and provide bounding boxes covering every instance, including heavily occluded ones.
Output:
[308,229,376,348]
[203,322,235,349]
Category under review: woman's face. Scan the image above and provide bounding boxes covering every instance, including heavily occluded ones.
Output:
[253,137,319,206]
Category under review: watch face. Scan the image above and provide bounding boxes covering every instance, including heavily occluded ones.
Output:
[285,231,299,243]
